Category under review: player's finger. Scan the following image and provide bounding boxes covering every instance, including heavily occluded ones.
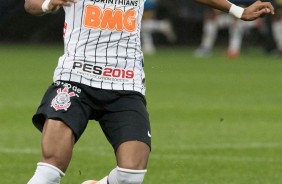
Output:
[265,7,271,13]
[258,2,275,14]
[62,2,72,6]
[256,7,272,16]
[262,6,274,15]
[63,0,77,3]
[61,0,77,6]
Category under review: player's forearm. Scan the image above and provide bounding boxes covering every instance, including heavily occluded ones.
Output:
[194,0,231,13]
[194,0,274,21]
[24,0,46,16]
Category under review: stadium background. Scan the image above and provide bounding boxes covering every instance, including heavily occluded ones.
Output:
[1,0,275,47]
[1,1,282,184]
[0,0,203,43]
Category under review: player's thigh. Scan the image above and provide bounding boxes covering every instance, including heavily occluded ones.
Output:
[32,81,93,142]
[41,119,75,171]
[99,93,151,169]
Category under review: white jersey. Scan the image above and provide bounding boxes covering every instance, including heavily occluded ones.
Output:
[53,0,146,95]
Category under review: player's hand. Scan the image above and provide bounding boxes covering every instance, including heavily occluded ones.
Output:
[242,0,274,21]
[48,0,77,11]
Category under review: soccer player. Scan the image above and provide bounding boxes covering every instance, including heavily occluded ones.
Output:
[141,0,176,54]
[196,0,266,58]
[195,9,235,57]
[195,8,258,58]
[24,0,274,184]
[272,0,282,55]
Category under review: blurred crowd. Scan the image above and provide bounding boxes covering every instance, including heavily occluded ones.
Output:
[141,0,282,57]
[1,0,282,57]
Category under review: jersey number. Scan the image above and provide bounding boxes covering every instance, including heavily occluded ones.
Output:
[83,5,137,32]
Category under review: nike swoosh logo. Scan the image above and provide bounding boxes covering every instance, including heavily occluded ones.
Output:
[147,131,151,138]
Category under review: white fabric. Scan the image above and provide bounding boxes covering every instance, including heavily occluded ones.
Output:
[97,176,108,184]
[54,0,146,95]
[27,162,65,184]
[41,0,51,13]
[272,20,282,50]
[229,4,244,19]
[108,167,147,184]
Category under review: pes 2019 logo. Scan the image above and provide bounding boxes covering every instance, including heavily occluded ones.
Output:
[72,61,135,82]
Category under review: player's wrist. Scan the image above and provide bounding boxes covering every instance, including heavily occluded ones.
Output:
[42,0,60,14]
[229,4,244,19]
[42,0,52,13]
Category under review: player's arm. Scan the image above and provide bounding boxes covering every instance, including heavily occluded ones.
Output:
[24,0,76,16]
[194,0,274,21]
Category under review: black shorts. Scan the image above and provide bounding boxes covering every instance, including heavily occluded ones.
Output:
[32,80,151,151]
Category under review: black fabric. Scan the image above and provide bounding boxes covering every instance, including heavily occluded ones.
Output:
[32,80,151,150]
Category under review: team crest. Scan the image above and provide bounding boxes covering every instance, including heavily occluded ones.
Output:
[51,87,76,111]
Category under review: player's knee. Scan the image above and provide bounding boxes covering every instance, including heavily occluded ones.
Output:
[117,159,148,170]
[116,167,147,184]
